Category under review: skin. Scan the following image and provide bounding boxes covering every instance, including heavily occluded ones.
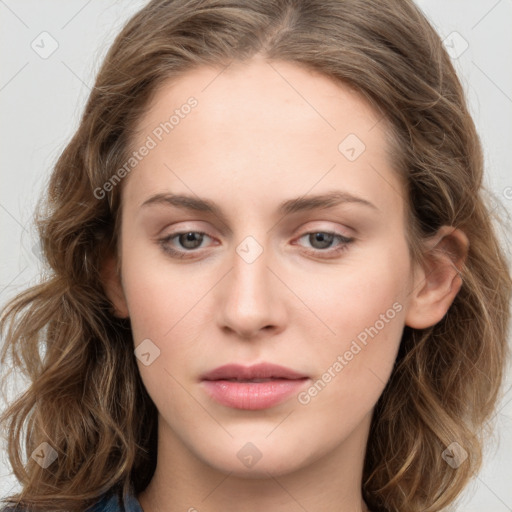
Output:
[103,56,468,512]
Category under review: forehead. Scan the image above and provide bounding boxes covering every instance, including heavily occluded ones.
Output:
[138,57,386,141]
[126,57,405,219]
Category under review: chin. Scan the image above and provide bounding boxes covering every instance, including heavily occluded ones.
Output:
[192,436,319,479]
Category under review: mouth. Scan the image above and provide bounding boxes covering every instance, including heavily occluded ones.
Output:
[200,362,308,381]
[200,363,310,410]
[222,378,288,382]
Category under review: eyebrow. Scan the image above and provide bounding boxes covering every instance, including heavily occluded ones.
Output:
[140,191,379,221]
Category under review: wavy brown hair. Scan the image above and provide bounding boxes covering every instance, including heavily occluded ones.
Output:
[1,0,511,511]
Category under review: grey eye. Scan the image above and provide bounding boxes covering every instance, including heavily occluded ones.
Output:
[177,232,205,249]
[307,232,336,249]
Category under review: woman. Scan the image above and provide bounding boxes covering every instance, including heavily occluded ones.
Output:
[1,1,510,511]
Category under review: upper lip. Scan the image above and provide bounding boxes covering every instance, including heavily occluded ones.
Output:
[200,363,308,381]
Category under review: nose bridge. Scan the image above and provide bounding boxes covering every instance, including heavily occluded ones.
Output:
[233,235,268,299]
[231,234,272,310]
[218,233,283,337]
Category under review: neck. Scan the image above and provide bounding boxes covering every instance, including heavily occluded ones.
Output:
[137,412,372,512]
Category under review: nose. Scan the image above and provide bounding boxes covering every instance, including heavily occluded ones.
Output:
[216,237,287,340]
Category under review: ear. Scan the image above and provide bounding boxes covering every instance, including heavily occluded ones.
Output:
[100,251,130,319]
[405,226,469,330]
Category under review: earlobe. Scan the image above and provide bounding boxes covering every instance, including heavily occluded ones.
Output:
[100,252,130,319]
[405,226,469,330]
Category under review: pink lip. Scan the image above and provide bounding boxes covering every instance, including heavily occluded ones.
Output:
[201,363,307,381]
[200,363,309,410]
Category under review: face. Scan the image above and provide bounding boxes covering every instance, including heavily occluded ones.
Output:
[113,57,419,478]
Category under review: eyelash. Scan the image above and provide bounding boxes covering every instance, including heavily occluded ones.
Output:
[158,230,354,259]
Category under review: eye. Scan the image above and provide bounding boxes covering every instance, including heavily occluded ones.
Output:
[159,231,214,258]
[158,229,354,260]
[295,231,354,257]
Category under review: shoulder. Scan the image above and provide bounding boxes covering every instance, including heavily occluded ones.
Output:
[0,490,143,512]
[85,490,144,512]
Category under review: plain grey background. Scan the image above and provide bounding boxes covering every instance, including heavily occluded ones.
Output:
[1,1,511,510]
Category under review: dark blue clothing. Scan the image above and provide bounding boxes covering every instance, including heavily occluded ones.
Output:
[1,490,144,512]
[85,490,144,512]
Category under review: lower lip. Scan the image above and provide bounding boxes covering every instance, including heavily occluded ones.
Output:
[201,378,309,410]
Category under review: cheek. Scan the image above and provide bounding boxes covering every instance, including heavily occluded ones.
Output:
[119,237,212,343]
[292,243,409,342]
[294,245,409,407]
[121,252,212,417]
